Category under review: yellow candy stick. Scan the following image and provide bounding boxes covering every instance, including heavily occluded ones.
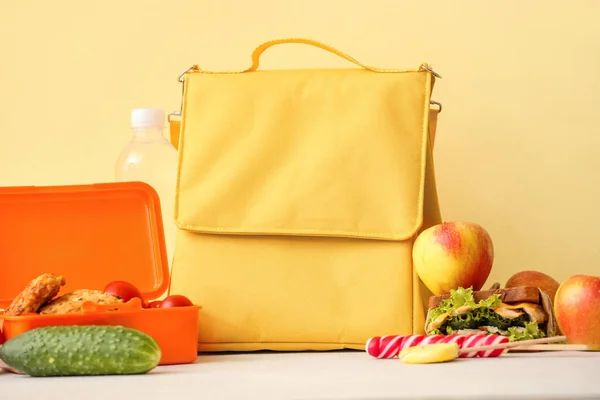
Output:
[398,343,459,364]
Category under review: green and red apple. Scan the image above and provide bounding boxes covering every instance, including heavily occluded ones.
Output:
[506,270,561,303]
[554,274,600,350]
[413,221,494,295]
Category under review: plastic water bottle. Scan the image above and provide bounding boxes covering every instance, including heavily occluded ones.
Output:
[115,108,178,270]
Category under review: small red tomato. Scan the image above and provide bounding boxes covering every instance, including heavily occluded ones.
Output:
[146,300,163,308]
[160,295,193,308]
[0,329,4,345]
[104,281,145,304]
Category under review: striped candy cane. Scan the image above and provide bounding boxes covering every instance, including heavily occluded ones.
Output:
[366,333,510,359]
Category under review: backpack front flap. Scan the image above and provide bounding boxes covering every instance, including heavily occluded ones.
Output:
[170,39,440,350]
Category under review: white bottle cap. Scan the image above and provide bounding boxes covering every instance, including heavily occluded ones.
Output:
[131,108,165,129]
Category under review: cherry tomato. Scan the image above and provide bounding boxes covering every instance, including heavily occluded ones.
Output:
[160,294,193,308]
[0,329,4,345]
[146,300,163,308]
[104,281,145,305]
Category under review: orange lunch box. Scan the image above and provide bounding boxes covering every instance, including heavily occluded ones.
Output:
[0,182,202,365]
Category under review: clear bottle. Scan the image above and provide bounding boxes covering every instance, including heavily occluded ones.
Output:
[115,108,178,270]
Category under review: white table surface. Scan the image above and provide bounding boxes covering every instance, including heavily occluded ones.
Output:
[1,350,599,400]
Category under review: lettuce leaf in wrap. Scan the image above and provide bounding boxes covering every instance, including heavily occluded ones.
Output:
[507,321,545,342]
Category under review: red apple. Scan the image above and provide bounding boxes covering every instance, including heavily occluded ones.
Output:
[554,274,600,350]
[506,270,560,303]
[413,221,494,295]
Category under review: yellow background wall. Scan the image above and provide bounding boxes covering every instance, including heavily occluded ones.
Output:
[1,1,599,287]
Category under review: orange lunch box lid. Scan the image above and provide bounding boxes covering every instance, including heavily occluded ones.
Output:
[0,182,170,309]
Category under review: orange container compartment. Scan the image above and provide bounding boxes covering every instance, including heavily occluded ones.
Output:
[0,182,202,366]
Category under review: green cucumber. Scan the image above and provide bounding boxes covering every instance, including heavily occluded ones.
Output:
[0,325,161,377]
